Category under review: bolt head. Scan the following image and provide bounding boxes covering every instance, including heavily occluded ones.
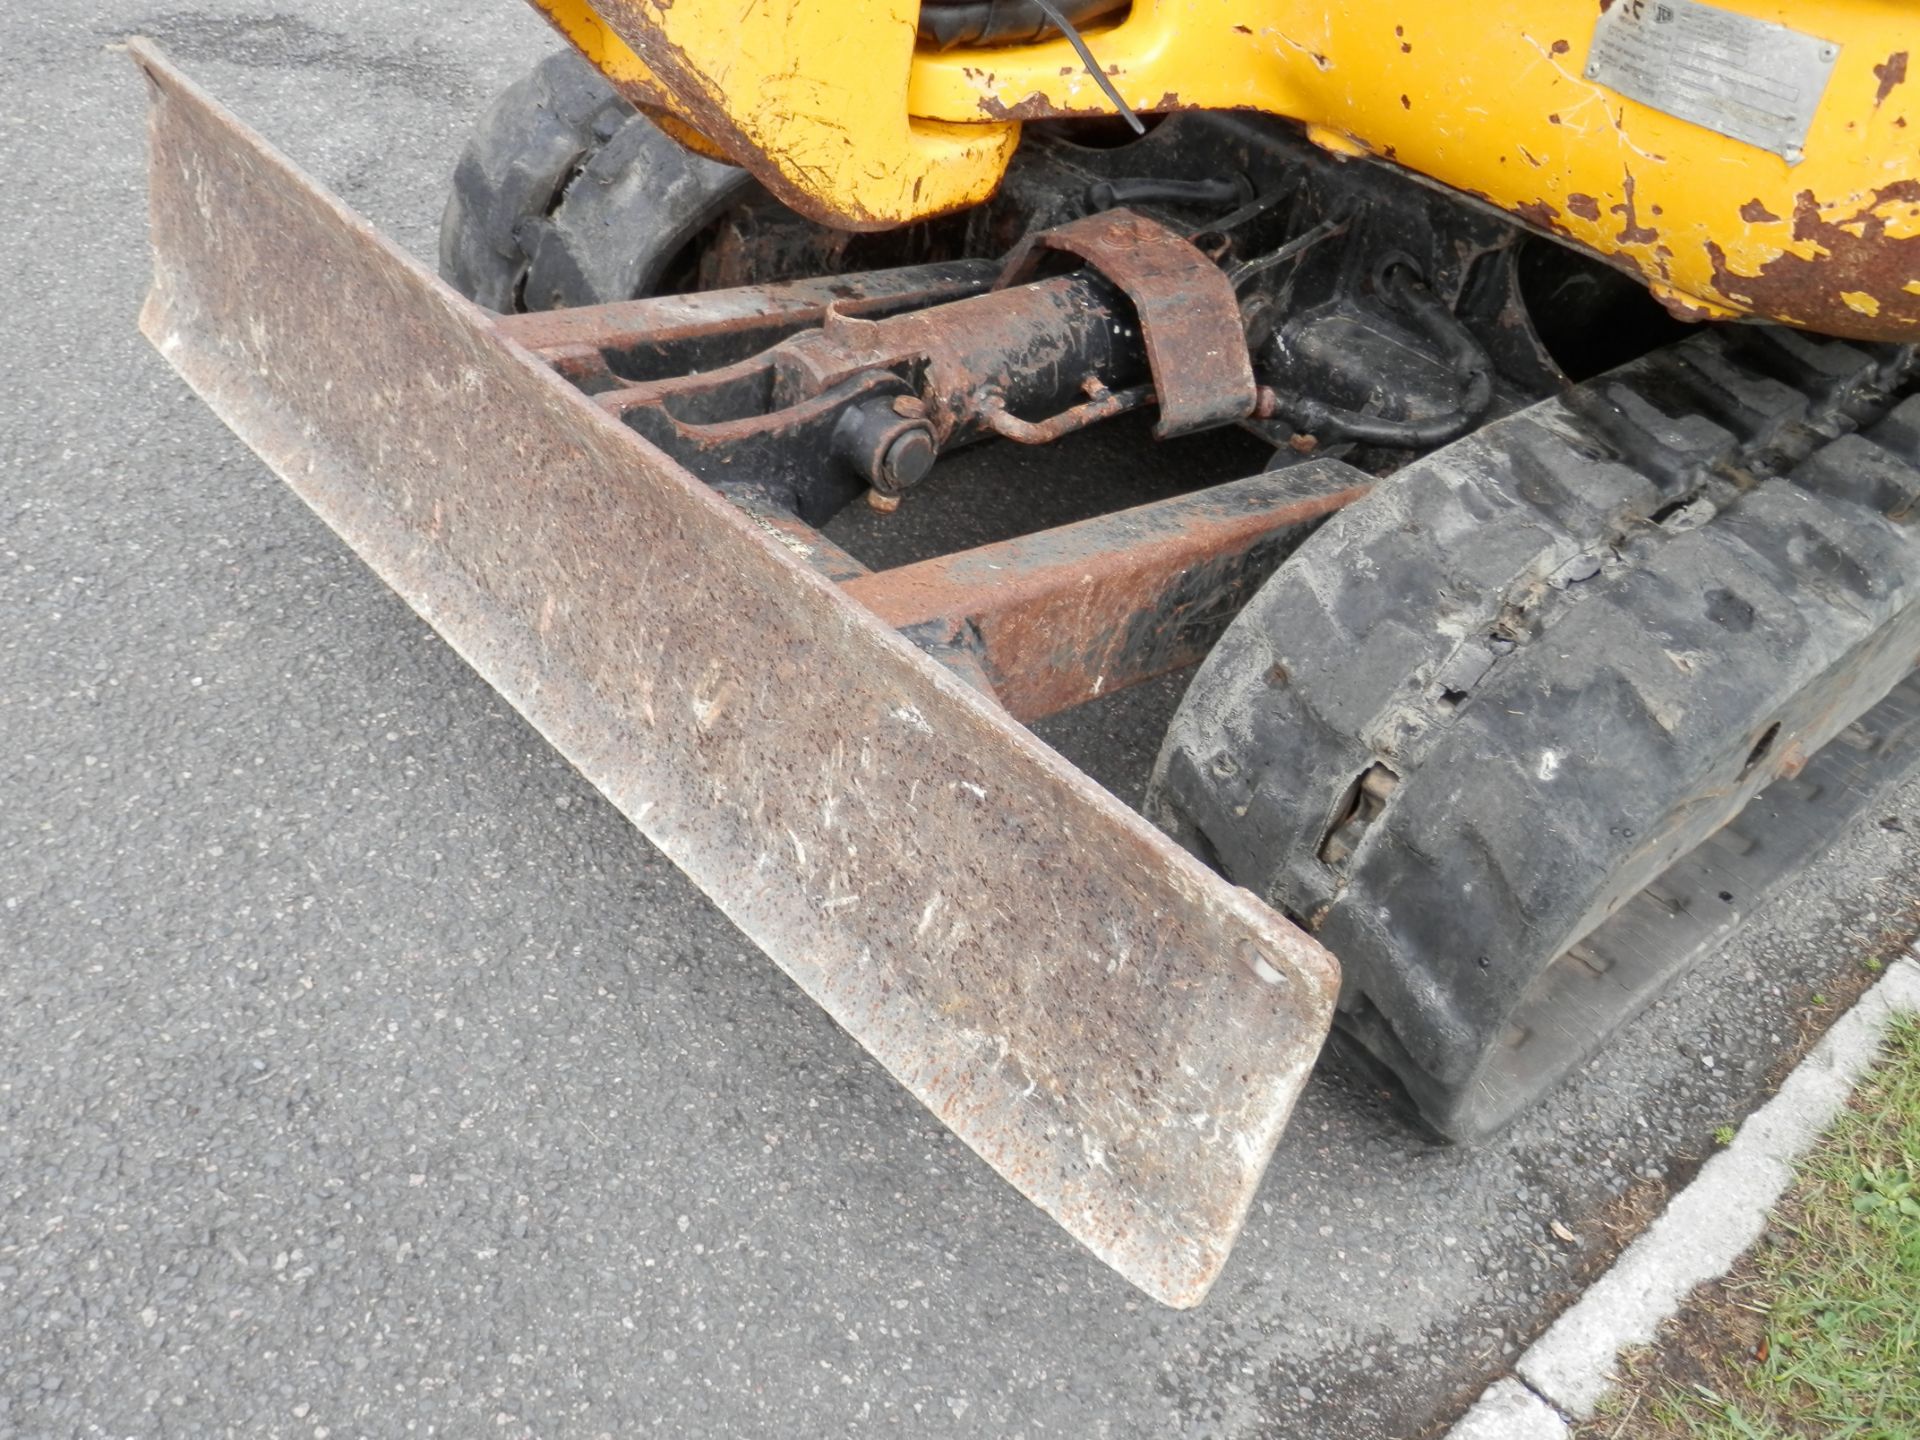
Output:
[879,428,936,492]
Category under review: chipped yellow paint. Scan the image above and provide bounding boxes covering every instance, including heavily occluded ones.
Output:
[529,0,1919,336]
[530,0,659,99]
[1302,125,1370,160]
[525,0,1018,228]
[1648,282,1740,323]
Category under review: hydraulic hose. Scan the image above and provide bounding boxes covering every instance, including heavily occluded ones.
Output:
[1262,263,1496,449]
[916,0,1128,47]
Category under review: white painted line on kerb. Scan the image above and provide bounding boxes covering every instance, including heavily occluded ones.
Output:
[1447,1378,1569,1440]
[1445,951,1920,1438]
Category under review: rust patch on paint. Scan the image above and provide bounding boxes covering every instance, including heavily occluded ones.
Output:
[1653,288,1719,324]
[1874,51,1909,107]
[1612,173,1659,246]
[980,90,1184,123]
[981,92,1062,121]
[1739,198,1781,224]
[1566,193,1602,222]
[1515,198,1573,238]
[1551,39,1570,55]
[1706,182,1920,342]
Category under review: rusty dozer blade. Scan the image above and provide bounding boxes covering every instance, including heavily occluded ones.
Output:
[129,40,1339,1307]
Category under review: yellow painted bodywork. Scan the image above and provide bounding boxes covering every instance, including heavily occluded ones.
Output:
[526,0,1920,340]
[529,0,1020,224]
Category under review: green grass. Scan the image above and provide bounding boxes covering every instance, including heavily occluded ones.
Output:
[1609,1014,1920,1439]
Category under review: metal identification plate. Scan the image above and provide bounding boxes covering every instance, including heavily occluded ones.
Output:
[1586,0,1839,162]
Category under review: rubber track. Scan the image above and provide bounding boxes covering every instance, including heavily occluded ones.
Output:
[1150,330,1920,1138]
[515,105,754,312]
[438,50,638,311]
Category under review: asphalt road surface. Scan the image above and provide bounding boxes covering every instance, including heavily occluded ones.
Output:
[4,5,1917,1437]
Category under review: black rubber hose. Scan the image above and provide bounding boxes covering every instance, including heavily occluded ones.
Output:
[1265,264,1496,449]
[1086,176,1252,211]
[917,0,1128,48]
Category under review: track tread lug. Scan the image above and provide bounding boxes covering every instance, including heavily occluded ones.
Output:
[439,49,636,312]
[1868,394,1920,462]
[1150,332,1920,1139]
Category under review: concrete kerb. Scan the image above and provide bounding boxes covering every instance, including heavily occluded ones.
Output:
[1445,951,1920,1439]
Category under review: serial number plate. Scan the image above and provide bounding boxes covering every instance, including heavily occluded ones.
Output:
[1586,0,1839,161]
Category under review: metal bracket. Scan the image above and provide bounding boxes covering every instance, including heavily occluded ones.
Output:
[998,210,1258,438]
